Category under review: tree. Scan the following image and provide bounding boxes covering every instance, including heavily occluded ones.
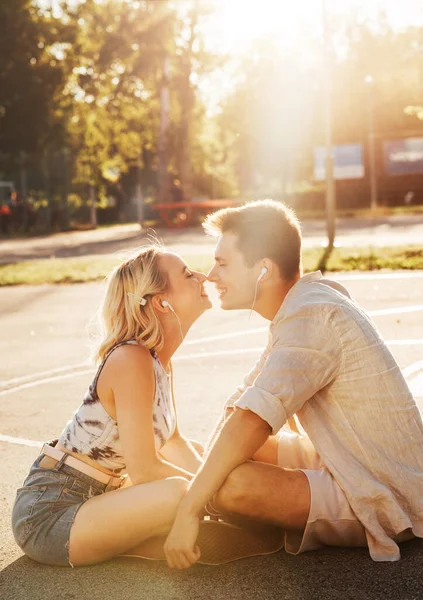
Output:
[0,1,72,187]
[61,0,177,224]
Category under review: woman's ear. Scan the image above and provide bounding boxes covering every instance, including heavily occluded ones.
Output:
[152,295,168,313]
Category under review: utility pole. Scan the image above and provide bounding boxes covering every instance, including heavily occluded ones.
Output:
[322,0,336,251]
[157,56,171,203]
[365,75,378,211]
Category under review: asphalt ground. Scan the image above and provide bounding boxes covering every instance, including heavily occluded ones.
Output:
[1,213,423,265]
[1,271,423,600]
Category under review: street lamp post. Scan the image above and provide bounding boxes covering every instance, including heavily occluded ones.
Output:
[365,75,378,211]
[322,0,336,251]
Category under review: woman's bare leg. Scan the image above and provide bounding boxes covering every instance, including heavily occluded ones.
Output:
[189,440,204,457]
[68,477,188,566]
[252,435,279,464]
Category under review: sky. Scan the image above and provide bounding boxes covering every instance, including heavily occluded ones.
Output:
[202,0,423,55]
[39,0,423,113]
[41,0,423,54]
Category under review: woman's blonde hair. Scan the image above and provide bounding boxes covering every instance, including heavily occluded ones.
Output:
[92,246,169,365]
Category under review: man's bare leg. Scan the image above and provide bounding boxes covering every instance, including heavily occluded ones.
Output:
[214,461,311,533]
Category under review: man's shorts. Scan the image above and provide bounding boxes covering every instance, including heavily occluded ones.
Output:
[277,429,367,554]
[277,428,414,554]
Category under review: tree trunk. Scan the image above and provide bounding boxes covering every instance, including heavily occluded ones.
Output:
[89,184,97,228]
[134,166,144,226]
[157,56,171,203]
[178,0,198,204]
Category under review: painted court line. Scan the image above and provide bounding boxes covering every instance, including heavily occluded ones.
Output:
[0,434,42,448]
[367,305,423,317]
[0,370,94,398]
[336,272,423,281]
[3,303,423,392]
[1,339,423,397]
[2,358,423,450]
[403,359,423,379]
[0,363,89,390]
[184,327,267,345]
[2,337,423,396]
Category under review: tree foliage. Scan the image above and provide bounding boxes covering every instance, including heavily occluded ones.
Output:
[2,1,423,230]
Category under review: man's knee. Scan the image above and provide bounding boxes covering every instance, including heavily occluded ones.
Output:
[214,463,256,514]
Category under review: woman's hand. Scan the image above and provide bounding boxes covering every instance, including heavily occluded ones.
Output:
[164,511,201,569]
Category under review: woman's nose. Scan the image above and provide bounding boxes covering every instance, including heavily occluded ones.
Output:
[193,271,207,283]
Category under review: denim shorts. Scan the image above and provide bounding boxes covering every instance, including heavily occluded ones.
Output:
[11,449,109,567]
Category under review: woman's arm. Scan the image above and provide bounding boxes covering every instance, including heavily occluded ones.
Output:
[106,345,194,484]
[158,361,202,474]
[159,433,202,474]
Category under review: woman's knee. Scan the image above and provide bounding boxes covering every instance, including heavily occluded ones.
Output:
[164,476,190,502]
[189,440,204,456]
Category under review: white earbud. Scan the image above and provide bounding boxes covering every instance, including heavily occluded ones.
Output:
[257,266,268,283]
[161,300,175,313]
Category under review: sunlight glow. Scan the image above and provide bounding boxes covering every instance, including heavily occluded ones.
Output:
[202,0,423,55]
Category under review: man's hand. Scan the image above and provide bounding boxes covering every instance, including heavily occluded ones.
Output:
[164,511,201,569]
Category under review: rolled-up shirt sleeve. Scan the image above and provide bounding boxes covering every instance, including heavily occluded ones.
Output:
[233,305,342,434]
[224,334,271,409]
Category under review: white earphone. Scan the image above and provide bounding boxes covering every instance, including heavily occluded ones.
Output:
[257,266,268,283]
[161,300,175,313]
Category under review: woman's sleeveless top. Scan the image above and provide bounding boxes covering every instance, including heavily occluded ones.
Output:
[57,341,176,474]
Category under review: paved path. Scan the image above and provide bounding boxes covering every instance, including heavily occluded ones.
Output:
[1,213,423,265]
[1,272,423,599]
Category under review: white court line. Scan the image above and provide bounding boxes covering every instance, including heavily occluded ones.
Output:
[184,327,267,345]
[403,359,423,379]
[2,357,423,450]
[1,363,89,389]
[3,303,423,391]
[387,339,423,346]
[336,272,423,281]
[367,305,423,317]
[0,434,42,448]
[0,370,94,398]
[410,373,423,396]
[1,339,423,397]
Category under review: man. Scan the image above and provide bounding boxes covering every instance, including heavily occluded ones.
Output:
[164,199,423,569]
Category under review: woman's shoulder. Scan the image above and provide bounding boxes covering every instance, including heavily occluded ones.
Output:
[103,341,154,374]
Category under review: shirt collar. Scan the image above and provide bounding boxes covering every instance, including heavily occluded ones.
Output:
[270,271,323,328]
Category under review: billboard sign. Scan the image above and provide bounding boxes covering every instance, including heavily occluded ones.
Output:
[384,137,423,175]
[314,144,364,181]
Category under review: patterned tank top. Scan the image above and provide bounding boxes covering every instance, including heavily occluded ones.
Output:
[58,340,176,474]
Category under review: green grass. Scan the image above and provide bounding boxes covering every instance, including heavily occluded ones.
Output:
[0,245,422,286]
[306,245,423,272]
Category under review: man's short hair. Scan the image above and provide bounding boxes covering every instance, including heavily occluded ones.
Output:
[203,199,302,280]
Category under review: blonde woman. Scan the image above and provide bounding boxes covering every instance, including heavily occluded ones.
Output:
[12,246,285,568]
[11,247,215,567]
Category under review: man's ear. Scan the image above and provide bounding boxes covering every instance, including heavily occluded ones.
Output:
[260,259,272,279]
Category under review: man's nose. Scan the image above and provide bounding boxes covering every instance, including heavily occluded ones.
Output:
[207,265,217,281]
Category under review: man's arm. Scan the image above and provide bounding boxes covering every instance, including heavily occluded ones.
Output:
[164,408,271,569]
[203,407,233,454]
[188,409,270,511]
[164,304,342,568]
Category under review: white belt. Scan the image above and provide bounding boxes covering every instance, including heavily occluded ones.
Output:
[40,443,125,489]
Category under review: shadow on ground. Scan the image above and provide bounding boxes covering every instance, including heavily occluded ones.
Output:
[0,226,214,265]
[2,540,423,600]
